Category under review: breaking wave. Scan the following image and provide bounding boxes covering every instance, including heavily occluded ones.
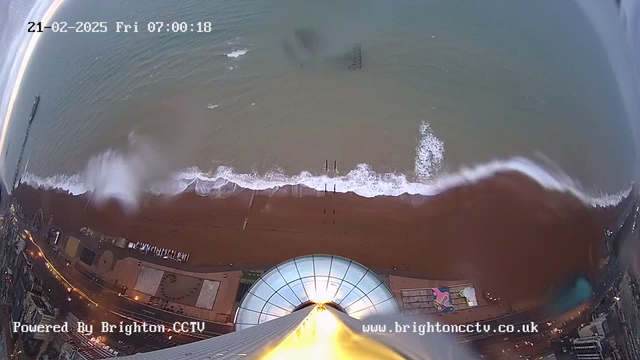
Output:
[17,121,631,210]
[19,159,631,210]
[415,121,444,181]
[225,49,248,58]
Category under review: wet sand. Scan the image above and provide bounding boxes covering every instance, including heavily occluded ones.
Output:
[15,172,632,305]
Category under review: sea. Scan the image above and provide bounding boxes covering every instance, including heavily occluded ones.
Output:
[1,0,638,210]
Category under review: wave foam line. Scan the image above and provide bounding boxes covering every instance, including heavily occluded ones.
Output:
[225,49,248,58]
[415,121,444,181]
[20,157,631,209]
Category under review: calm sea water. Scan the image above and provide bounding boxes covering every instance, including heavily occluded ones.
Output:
[4,0,636,198]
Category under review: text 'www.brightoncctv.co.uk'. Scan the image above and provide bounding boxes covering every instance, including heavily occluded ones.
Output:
[362,321,539,336]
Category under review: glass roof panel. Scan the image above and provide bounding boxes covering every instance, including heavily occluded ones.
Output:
[350,306,377,320]
[235,255,399,330]
[250,279,275,300]
[302,277,318,301]
[313,255,332,276]
[344,262,367,285]
[235,323,253,331]
[326,277,342,299]
[372,298,401,315]
[329,257,350,279]
[357,272,382,294]
[259,313,279,324]
[333,280,355,305]
[288,279,310,303]
[236,308,260,325]
[345,296,374,314]
[368,284,393,304]
[295,257,314,278]
[277,261,301,283]
[262,302,289,317]
[277,283,303,306]
[262,268,287,290]
[312,276,332,303]
[339,287,366,309]
[243,293,266,312]
[268,292,296,311]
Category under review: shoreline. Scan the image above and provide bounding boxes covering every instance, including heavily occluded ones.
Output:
[15,170,633,305]
[19,156,632,209]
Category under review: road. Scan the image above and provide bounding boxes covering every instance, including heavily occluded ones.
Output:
[24,241,199,354]
[24,231,233,339]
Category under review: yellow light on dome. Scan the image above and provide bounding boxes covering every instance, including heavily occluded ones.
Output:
[308,288,333,305]
[260,306,403,360]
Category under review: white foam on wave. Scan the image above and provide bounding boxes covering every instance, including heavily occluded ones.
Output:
[17,121,631,210]
[176,158,630,207]
[226,49,247,58]
[20,157,631,209]
[21,132,170,211]
[20,172,85,196]
[415,121,444,181]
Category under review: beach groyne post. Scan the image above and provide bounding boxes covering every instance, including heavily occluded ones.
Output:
[348,44,362,70]
[324,160,338,195]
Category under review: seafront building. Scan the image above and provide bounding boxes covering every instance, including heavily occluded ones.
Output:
[115,255,430,359]
[570,336,605,360]
[20,292,59,357]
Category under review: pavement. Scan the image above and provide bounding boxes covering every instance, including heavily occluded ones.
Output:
[24,245,197,354]
[24,230,233,338]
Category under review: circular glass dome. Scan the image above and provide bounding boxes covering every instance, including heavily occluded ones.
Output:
[235,255,400,330]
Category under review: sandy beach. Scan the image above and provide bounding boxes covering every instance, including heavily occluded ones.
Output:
[15,171,631,306]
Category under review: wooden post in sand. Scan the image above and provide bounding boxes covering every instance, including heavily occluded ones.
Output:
[248,190,256,210]
[83,193,93,213]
